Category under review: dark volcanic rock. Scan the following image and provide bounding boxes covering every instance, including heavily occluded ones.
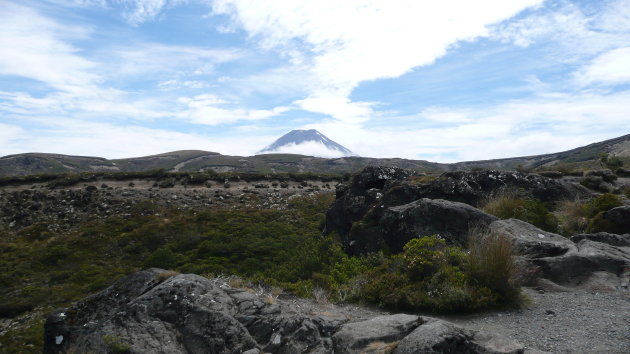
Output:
[332,314,420,353]
[416,170,591,206]
[375,198,498,252]
[531,239,630,288]
[324,166,415,238]
[489,219,630,289]
[571,232,630,247]
[44,269,535,354]
[602,206,630,234]
[393,318,525,354]
[324,167,591,254]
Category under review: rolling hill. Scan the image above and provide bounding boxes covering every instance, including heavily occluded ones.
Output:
[1,133,628,177]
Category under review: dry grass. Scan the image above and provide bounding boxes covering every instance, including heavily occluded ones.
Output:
[155,270,179,283]
[468,230,521,306]
[555,200,589,235]
[363,340,400,353]
[481,188,532,220]
[406,175,437,184]
[312,287,329,304]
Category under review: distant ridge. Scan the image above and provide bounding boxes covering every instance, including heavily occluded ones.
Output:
[1,133,629,177]
[257,129,355,158]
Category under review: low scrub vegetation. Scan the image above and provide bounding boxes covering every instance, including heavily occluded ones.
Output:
[1,191,525,351]
[556,193,624,235]
[481,189,558,233]
[318,234,523,313]
[0,170,344,188]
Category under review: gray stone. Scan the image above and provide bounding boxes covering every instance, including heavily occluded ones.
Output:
[602,206,630,234]
[378,198,498,251]
[332,314,421,354]
[489,219,576,258]
[570,232,630,247]
[394,317,524,354]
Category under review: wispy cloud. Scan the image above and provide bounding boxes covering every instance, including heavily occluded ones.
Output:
[212,0,543,122]
[574,47,630,86]
[0,2,98,92]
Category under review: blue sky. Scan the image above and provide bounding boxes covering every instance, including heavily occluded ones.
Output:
[1,0,629,162]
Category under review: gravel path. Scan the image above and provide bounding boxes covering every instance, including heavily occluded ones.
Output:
[276,287,629,353]
[445,288,630,353]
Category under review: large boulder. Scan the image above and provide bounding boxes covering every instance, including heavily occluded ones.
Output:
[489,219,630,289]
[393,317,526,354]
[489,219,576,258]
[332,314,421,354]
[44,269,538,354]
[375,199,498,252]
[44,269,332,354]
[601,206,630,234]
[531,239,630,288]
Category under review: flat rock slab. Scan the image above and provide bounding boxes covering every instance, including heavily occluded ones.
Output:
[489,219,576,258]
[394,318,525,354]
[332,314,421,353]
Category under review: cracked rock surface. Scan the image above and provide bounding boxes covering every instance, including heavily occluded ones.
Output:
[44,268,535,354]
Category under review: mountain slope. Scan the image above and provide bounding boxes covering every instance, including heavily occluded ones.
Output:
[1,133,628,177]
[258,129,355,157]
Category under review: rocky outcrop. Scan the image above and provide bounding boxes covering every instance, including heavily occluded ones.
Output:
[415,170,591,206]
[377,199,497,251]
[44,268,535,354]
[324,166,415,238]
[491,220,630,289]
[332,314,420,353]
[570,232,630,247]
[530,239,630,289]
[393,318,526,354]
[324,167,591,254]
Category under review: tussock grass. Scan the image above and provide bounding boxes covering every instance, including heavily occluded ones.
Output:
[555,193,623,235]
[556,200,589,235]
[468,230,522,307]
[481,188,559,232]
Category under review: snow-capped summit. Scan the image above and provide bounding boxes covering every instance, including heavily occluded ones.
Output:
[257,129,355,158]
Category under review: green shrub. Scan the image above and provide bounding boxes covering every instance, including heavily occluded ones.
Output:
[402,237,466,280]
[583,193,623,218]
[580,176,611,192]
[143,247,178,269]
[351,236,507,313]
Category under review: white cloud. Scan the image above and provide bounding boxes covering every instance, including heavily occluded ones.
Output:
[176,94,290,125]
[574,47,630,86]
[0,117,270,158]
[0,123,26,155]
[107,43,243,77]
[212,0,542,120]
[493,1,630,60]
[295,94,375,124]
[260,141,352,158]
[0,2,99,92]
[305,90,630,162]
[117,0,168,25]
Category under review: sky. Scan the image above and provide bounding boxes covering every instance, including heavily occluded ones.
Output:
[0,0,629,162]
